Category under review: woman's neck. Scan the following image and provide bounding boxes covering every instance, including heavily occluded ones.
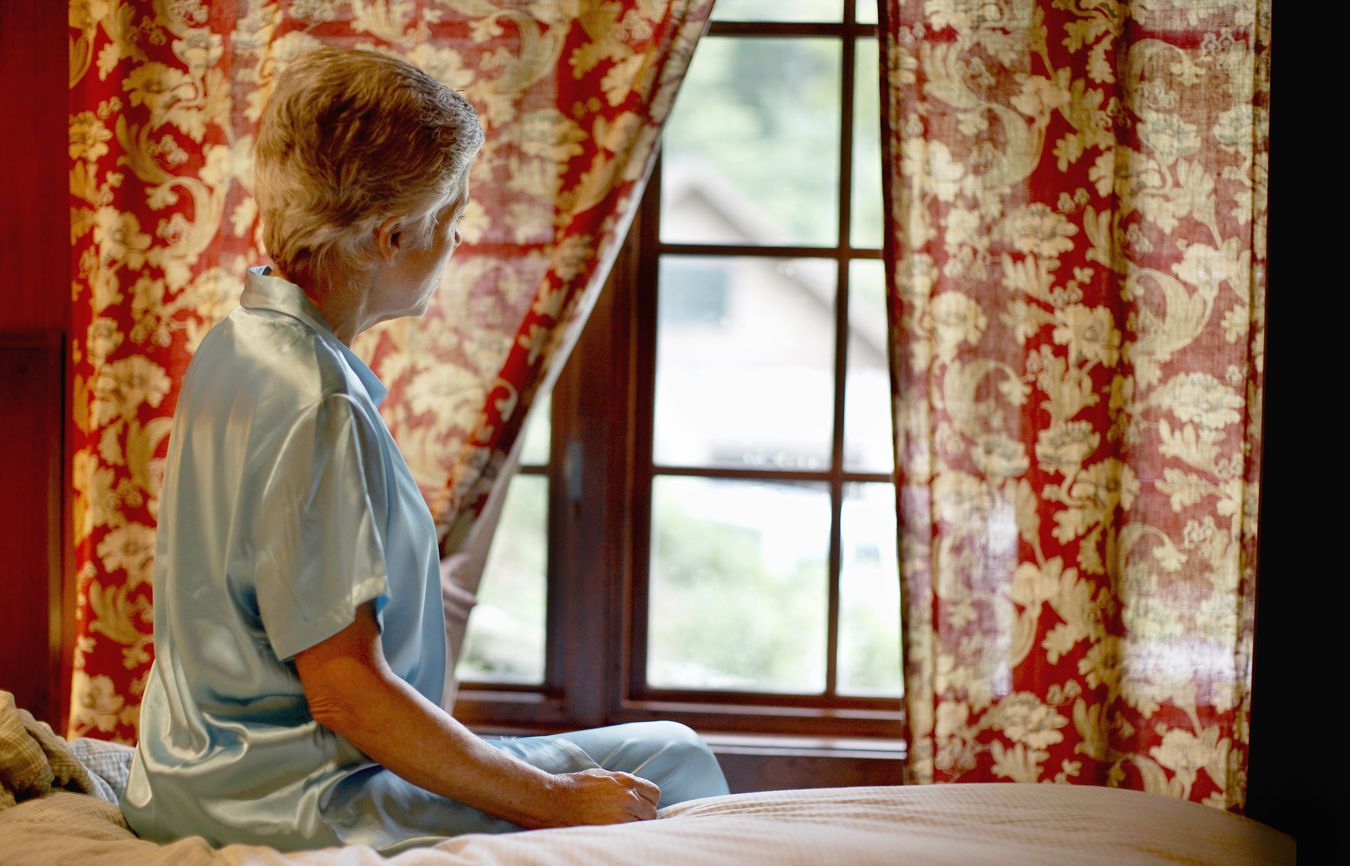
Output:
[270,266,370,347]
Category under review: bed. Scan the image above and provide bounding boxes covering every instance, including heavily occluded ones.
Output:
[1,693,1293,865]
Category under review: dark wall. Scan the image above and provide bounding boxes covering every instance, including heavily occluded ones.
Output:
[0,0,72,727]
[1243,26,1306,846]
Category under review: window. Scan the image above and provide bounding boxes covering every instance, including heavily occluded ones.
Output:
[455,0,902,754]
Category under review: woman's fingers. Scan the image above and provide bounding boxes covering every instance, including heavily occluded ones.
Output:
[630,775,661,807]
[605,770,661,809]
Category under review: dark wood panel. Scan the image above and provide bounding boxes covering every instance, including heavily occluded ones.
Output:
[0,0,70,331]
[0,335,67,726]
[713,748,905,794]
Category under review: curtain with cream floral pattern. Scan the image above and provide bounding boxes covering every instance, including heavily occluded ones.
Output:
[66,0,712,743]
[880,0,1269,809]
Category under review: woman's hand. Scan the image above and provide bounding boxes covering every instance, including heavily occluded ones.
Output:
[546,769,660,826]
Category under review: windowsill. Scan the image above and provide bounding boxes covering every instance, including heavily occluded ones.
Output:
[455,687,904,739]
[462,720,905,761]
[700,732,907,761]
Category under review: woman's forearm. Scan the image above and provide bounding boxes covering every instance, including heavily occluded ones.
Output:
[294,603,657,828]
[306,652,559,825]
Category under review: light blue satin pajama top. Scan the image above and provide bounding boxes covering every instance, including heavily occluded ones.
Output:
[120,269,597,852]
[122,269,729,852]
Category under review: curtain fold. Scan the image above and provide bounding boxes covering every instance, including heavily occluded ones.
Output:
[880,0,1270,809]
[66,0,713,743]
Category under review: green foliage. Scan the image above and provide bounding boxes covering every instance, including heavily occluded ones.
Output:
[648,480,828,692]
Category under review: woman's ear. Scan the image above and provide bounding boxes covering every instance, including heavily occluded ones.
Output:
[372,214,404,261]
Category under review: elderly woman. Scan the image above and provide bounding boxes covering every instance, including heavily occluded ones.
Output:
[120,48,727,854]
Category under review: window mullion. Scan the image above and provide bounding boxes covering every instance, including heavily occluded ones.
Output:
[542,207,648,728]
[544,348,575,700]
[824,18,859,701]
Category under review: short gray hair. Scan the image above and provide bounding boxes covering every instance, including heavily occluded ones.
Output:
[255,47,483,290]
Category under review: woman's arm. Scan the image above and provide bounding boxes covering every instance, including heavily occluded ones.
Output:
[293,602,659,828]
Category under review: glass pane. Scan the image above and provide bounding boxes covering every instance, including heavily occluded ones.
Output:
[712,0,843,22]
[456,475,547,684]
[654,255,836,470]
[851,37,884,249]
[856,0,878,24]
[845,260,894,472]
[838,482,902,695]
[519,391,551,466]
[648,476,829,693]
[662,37,841,247]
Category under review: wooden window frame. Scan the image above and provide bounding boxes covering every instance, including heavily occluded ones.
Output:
[456,7,904,749]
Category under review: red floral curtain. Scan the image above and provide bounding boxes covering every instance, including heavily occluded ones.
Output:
[66,0,712,743]
[880,0,1270,808]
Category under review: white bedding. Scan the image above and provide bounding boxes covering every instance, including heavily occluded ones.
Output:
[0,782,1293,865]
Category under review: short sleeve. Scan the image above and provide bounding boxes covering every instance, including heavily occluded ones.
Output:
[252,394,390,661]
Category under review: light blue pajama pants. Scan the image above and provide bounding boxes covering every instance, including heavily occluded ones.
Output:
[324,721,730,852]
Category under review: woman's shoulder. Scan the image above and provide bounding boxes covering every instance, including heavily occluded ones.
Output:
[190,305,364,409]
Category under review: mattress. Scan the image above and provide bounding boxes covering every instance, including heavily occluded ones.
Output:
[0,781,1292,865]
